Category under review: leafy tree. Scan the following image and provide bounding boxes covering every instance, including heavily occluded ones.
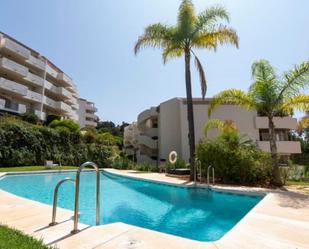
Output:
[48,119,80,132]
[209,60,309,186]
[21,112,39,124]
[134,0,238,179]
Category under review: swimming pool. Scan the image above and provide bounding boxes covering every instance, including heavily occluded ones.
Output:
[0,171,263,242]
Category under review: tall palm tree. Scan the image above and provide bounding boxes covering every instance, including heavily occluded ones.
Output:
[134,0,238,179]
[208,60,309,186]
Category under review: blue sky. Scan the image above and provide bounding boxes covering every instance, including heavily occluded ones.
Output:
[0,0,308,124]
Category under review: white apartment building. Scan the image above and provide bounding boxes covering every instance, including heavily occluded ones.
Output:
[0,32,98,127]
[78,98,99,128]
[124,97,301,165]
[123,122,139,158]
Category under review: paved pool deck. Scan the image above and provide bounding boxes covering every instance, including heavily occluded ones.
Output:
[0,169,308,249]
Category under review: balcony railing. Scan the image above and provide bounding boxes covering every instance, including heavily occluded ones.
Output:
[58,72,73,87]
[24,72,44,87]
[0,77,28,96]
[25,90,42,103]
[255,117,297,130]
[0,57,28,77]
[46,64,58,79]
[0,37,30,59]
[257,141,301,154]
[26,55,45,71]
[57,101,71,113]
[85,120,98,127]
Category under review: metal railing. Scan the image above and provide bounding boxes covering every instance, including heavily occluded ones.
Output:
[71,162,100,234]
[48,161,101,234]
[49,178,75,226]
[194,159,202,184]
[207,165,215,186]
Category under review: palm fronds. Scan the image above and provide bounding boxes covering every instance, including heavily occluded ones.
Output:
[193,54,207,98]
[208,89,254,117]
[279,60,309,98]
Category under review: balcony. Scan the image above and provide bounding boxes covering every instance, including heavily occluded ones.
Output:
[58,87,72,99]
[144,128,158,138]
[85,120,97,127]
[0,57,28,77]
[58,72,73,87]
[255,117,298,130]
[23,72,44,87]
[46,64,58,79]
[137,107,158,129]
[0,37,30,59]
[86,104,97,112]
[44,96,57,108]
[138,134,158,149]
[26,55,45,71]
[258,141,301,154]
[25,90,42,103]
[34,110,46,120]
[0,77,28,96]
[85,112,97,120]
[65,96,77,105]
[57,101,71,113]
[0,98,26,114]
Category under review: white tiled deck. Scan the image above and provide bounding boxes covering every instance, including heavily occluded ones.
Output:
[0,169,308,249]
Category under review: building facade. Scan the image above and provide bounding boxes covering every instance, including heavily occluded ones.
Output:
[78,98,99,128]
[0,32,98,127]
[0,32,80,121]
[124,97,301,165]
[123,122,139,159]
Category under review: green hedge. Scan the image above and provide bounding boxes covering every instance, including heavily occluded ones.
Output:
[0,117,119,167]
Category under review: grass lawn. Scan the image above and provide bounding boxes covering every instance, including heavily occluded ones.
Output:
[0,224,54,249]
[286,180,309,186]
[0,166,78,172]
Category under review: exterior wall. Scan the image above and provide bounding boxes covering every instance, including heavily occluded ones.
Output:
[78,98,98,128]
[176,98,259,161]
[128,97,301,164]
[0,32,79,121]
[158,98,182,161]
[123,122,139,156]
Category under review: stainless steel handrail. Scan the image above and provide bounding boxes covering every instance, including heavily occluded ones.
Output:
[207,165,215,186]
[71,161,100,234]
[194,159,202,184]
[49,178,75,226]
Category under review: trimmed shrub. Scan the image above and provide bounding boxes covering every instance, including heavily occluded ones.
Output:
[0,117,118,167]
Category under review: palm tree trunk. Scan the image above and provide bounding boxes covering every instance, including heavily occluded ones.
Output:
[268,116,282,186]
[184,48,196,181]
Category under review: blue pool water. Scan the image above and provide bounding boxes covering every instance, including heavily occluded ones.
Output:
[0,171,262,241]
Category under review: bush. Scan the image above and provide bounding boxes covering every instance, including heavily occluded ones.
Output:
[49,119,80,132]
[165,158,188,171]
[111,156,133,170]
[0,117,119,167]
[45,114,61,126]
[133,162,159,172]
[21,112,39,124]
[196,129,272,185]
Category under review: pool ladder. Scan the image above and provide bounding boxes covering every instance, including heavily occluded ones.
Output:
[207,165,215,187]
[49,161,100,234]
